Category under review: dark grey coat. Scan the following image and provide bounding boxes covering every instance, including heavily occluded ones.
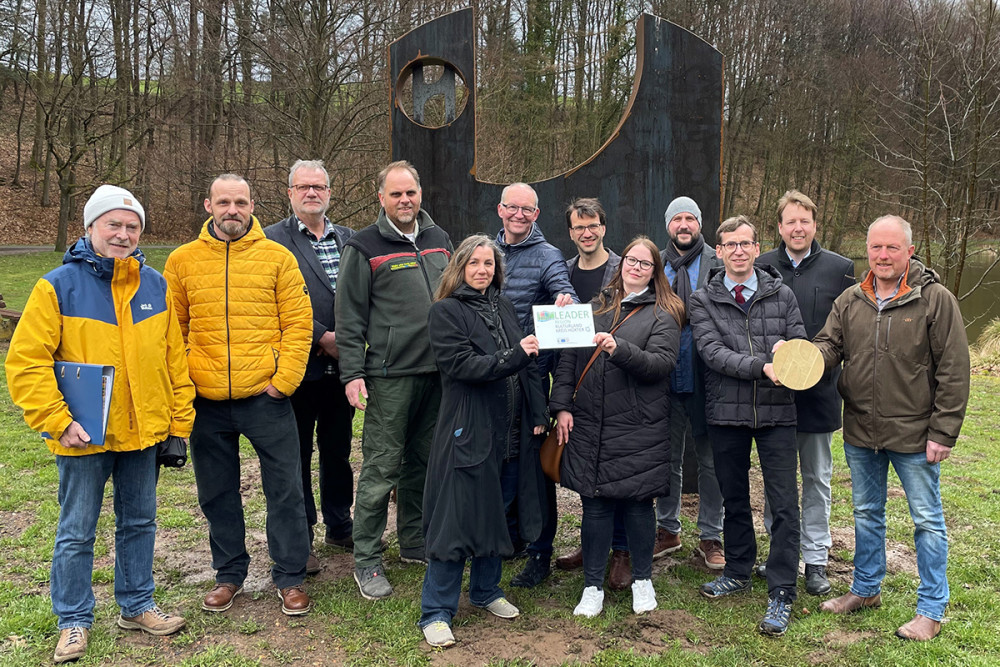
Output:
[757,240,855,432]
[264,215,355,382]
[423,285,548,562]
[689,265,807,428]
[551,289,680,501]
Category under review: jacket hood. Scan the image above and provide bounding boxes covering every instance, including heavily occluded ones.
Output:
[64,236,145,279]
[705,262,784,294]
[496,223,546,250]
[198,215,265,248]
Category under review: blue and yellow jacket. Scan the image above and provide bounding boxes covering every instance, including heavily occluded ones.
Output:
[5,238,196,456]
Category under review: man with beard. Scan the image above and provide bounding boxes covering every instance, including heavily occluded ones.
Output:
[335,161,453,600]
[165,174,314,617]
[653,197,725,571]
[265,160,356,574]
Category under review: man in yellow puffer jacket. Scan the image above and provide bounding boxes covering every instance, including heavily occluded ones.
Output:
[6,185,195,663]
[164,174,313,617]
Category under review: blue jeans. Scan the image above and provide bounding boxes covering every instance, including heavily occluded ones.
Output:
[52,447,158,629]
[419,557,504,627]
[843,443,949,621]
[191,394,309,589]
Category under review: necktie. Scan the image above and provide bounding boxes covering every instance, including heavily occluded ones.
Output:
[734,284,746,305]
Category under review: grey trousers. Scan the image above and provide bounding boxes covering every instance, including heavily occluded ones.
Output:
[763,430,833,565]
[655,393,724,543]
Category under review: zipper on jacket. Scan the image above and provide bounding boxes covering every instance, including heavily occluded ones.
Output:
[226,241,233,400]
[412,233,436,299]
[884,314,892,352]
[872,311,881,451]
[745,304,758,429]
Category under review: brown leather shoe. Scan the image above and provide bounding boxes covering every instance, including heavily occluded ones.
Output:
[696,539,726,570]
[278,585,312,616]
[202,582,243,612]
[819,591,881,614]
[53,627,88,664]
[653,528,681,559]
[896,614,942,641]
[608,550,631,591]
[306,552,322,575]
[555,546,584,571]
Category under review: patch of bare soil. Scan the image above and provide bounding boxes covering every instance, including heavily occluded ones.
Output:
[428,605,708,667]
[821,628,876,647]
[0,509,33,540]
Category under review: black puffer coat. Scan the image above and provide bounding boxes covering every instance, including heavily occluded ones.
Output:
[423,284,548,562]
[551,289,680,501]
[688,265,807,428]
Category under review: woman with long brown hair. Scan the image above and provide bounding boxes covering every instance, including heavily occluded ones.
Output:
[551,236,683,617]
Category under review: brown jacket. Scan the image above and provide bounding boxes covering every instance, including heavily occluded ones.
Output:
[813,259,969,453]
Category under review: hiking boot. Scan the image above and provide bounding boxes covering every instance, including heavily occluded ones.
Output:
[896,614,942,641]
[759,591,793,636]
[53,627,88,664]
[324,533,354,549]
[555,546,584,571]
[201,583,243,612]
[754,563,767,579]
[306,552,322,576]
[805,563,831,595]
[652,528,682,559]
[573,586,605,617]
[700,575,751,599]
[511,553,550,588]
[696,539,726,570]
[481,597,520,619]
[608,550,631,591]
[422,621,456,647]
[400,545,428,565]
[117,605,186,635]
[631,579,657,614]
[354,563,393,600]
[278,585,311,615]
[820,591,881,614]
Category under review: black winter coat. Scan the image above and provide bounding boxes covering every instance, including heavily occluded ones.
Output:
[423,285,548,562]
[551,289,680,501]
[689,265,807,428]
[757,241,855,432]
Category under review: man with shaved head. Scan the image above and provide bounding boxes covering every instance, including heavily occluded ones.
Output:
[812,215,970,641]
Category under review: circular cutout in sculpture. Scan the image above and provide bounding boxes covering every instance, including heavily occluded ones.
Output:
[396,58,469,128]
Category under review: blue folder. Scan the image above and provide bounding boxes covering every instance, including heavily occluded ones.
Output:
[42,362,116,446]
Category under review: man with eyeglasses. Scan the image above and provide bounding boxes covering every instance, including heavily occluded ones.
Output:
[688,215,806,637]
[265,160,357,575]
[653,197,726,572]
[493,182,577,589]
[336,161,453,600]
[754,190,855,596]
[554,197,632,589]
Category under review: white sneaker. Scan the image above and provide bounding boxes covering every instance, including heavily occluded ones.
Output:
[632,579,657,614]
[573,586,605,617]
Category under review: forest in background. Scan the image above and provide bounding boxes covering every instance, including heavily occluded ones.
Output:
[0,0,998,296]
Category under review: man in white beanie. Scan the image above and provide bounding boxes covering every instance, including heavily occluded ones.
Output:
[652,196,726,571]
[6,184,195,663]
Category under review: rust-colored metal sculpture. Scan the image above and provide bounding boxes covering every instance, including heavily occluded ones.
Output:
[389,9,723,253]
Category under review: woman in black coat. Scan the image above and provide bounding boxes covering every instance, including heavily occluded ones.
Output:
[551,236,683,618]
[418,235,548,648]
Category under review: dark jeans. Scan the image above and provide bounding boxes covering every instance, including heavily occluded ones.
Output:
[526,477,558,560]
[709,424,800,601]
[190,394,310,589]
[290,373,355,542]
[580,496,654,588]
[419,557,503,627]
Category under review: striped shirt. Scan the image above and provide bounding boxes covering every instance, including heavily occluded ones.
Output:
[297,217,340,292]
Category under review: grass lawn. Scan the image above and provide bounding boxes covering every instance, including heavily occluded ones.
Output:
[1,251,998,665]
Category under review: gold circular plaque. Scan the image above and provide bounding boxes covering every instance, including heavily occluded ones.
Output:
[772,339,824,391]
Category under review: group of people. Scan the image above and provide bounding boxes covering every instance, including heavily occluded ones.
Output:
[4,159,970,663]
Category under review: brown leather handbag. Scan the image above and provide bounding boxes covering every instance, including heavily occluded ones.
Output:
[539,305,645,483]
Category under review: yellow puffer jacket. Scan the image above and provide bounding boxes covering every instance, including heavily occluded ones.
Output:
[164,217,312,400]
[5,238,196,456]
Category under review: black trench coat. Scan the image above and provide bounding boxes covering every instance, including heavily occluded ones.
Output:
[423,284,548,562]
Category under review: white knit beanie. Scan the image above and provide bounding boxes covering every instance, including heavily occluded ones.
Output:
[663,196,702,230]
[83,185,146,231]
